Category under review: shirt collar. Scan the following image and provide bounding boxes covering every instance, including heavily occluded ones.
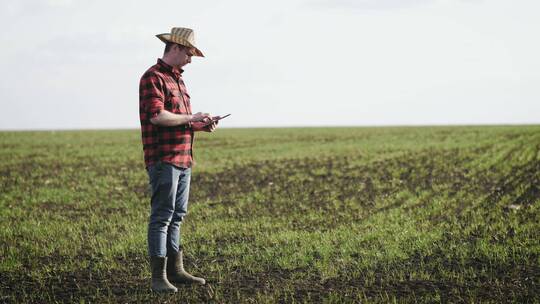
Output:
[157,58,184,77]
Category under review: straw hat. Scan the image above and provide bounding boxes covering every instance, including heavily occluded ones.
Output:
[156,27,204,57]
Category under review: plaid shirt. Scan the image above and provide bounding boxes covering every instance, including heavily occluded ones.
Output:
[139,59,194,168]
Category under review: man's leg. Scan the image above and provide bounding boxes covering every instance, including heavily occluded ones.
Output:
[166,167,205,284]
[166,167,191,254]
[147,162,181,292]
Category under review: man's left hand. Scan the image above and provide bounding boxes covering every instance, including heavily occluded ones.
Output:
[192,121,218,132]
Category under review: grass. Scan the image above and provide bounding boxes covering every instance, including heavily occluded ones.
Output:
[0,126,539,303]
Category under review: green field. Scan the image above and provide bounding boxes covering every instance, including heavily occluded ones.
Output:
[1,126,539,303]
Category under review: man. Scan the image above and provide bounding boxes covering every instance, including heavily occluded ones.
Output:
[139,27,217,293]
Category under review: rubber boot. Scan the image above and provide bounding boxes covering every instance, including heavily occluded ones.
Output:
[167,250,206,285]
[150,256,178,293]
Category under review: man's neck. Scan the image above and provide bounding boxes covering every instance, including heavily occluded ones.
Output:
[161,56,178,69]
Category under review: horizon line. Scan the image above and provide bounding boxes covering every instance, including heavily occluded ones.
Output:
[1,122,539,132]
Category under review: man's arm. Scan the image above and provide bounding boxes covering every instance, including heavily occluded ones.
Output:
[150,110,209,127]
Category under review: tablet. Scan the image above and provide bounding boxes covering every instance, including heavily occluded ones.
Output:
[204,114,231,125]
[212,114,231,122]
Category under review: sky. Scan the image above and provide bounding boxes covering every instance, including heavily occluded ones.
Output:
[0,0,539,130]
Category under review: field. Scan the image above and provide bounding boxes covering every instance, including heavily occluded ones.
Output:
[0,126,539,303]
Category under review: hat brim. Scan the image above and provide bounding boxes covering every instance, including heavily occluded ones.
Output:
[156,33,204,57]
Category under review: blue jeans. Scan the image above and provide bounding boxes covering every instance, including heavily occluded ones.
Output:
[147,162,191,257]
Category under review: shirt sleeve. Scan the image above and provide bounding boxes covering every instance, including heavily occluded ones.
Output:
[139,72,165,118]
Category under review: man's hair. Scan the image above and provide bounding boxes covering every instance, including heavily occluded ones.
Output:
[164,42,187,53]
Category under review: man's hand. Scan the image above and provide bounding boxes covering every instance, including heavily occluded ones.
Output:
[191,112,211,123]
[192,120,218,132]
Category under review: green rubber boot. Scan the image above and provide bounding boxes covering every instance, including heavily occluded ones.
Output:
[167,250,206,285]
[150,256,178,293]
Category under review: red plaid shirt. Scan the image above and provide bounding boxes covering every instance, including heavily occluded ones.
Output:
[139,59,194,168]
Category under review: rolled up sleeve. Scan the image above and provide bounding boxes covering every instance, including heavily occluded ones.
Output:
[139,73,164,118]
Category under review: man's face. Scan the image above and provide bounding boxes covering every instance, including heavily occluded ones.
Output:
[171,44,193,68]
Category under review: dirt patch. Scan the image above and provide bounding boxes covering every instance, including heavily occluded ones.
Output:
[190,147,484,224]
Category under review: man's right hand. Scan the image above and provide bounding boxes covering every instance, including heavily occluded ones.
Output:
[191,112,211,123]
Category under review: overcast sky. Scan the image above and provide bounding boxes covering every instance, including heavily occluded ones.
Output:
[0,0,538,130]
